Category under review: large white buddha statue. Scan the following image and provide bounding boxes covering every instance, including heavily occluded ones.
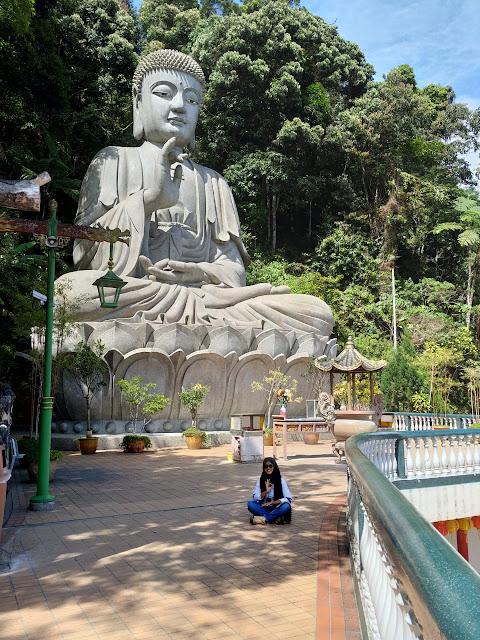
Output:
[57,50,333,337]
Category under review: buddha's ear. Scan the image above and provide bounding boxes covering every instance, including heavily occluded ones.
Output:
[187,136,195,153]
[132,86,144,140]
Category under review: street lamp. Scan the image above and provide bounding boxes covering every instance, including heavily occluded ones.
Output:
[0,180,130,511]
[28,201,129,511]
[93,243,127,308]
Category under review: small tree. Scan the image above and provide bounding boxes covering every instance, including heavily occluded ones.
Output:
[464,365,480,421]
[380,338,423,412]
[117,376,170,432]
[63,340,107,432]
[179,383,210,428]
[251,368,302,428]
[30,279,88,438]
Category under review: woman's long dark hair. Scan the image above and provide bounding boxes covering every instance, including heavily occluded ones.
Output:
[260,457,284,501]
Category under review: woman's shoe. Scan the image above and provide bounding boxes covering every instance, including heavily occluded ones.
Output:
[251,515,267,525]
[272,516,285,525]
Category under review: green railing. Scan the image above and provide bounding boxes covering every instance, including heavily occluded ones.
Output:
[346,430,480,639]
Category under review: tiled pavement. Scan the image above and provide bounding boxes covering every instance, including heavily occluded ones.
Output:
[0,441,361,640]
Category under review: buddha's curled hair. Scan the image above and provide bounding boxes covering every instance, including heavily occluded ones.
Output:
[132,49,206,96]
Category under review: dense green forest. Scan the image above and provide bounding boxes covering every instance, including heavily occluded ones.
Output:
[1,0,480,414]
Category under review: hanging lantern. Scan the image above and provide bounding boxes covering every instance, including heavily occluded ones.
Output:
[93,243,126,308]
[433,521,448,536]
[446,519,459,534]
[458,517,474,532]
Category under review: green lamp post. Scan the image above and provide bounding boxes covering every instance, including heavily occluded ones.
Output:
[27,202,129,511]
[0,176,130,511]
[29,201,59,509]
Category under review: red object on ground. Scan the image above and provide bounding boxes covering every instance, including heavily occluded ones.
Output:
[457,528,469,562]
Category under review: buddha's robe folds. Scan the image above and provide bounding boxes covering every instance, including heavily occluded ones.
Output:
[57,144,333,336]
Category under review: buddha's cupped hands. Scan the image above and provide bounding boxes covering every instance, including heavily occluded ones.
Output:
[143,137,188,214]
[140,256,208,284]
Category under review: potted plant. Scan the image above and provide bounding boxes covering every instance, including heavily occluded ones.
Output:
[117,376,170,432]
[179,383,210,429]
[263,427,274,446]
[74,436,99,454]
[121,434,152,453]
[181,427,210,450]
[18,438,64,482]
[63,340,107,452]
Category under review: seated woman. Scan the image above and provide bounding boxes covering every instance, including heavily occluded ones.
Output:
[248,457,292,525]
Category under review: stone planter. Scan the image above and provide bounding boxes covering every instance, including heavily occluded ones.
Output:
[185,435,203,449]
[332,412,377,464]
[334,419,376,442]
[302,431,319,445]
[27,460,58,483]
[78,437,98,455]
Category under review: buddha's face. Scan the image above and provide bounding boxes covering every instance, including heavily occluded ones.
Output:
[135,68,202,148]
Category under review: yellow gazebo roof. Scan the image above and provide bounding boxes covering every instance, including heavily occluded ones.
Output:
[314,336,387,373]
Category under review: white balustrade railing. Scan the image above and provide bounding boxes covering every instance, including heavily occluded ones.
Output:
[403,433,480,479]
[348,477,422,639]
[392,413,477,431]
[346,430,480,640]
[358,438,398,480]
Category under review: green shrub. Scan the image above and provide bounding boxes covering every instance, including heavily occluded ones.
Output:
[17,438,64,463]
[121,435,152,452]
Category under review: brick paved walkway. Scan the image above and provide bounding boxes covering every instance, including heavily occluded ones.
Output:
[0,441,360,640]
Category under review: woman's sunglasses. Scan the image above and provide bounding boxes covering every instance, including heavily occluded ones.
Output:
[264,464,274,469]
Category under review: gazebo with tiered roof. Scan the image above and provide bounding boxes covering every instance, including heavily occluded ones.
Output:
[314,336,387,411]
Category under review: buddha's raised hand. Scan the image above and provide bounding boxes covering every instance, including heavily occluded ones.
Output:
[143,137,188,214]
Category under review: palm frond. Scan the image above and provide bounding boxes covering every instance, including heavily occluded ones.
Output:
[458,229,480,247]
[432,223,463,234]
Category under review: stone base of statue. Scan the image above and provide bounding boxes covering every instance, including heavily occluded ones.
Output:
[52,320,337,435]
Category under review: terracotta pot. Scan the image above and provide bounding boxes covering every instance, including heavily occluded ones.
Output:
[27,460,58,482]
[78,437,98,455]
[264,433,273,446]
[303,432,319,445]
[185,435,203,450]
[126,440,145,453]
[334,419,376,442]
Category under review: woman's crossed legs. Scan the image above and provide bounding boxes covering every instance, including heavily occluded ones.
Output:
[247,500,291,524]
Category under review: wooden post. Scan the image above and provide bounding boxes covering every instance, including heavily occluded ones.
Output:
[272,416,287,462]
[370,372,374,409]
[347,373,352,411]
[352,373,356,409]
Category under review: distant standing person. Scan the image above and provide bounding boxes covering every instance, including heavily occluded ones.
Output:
[248,457,292,525]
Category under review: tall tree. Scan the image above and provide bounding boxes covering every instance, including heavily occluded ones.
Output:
[433,195,480,328]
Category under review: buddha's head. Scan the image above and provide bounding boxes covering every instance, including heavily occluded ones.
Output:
[132,49,206,150]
